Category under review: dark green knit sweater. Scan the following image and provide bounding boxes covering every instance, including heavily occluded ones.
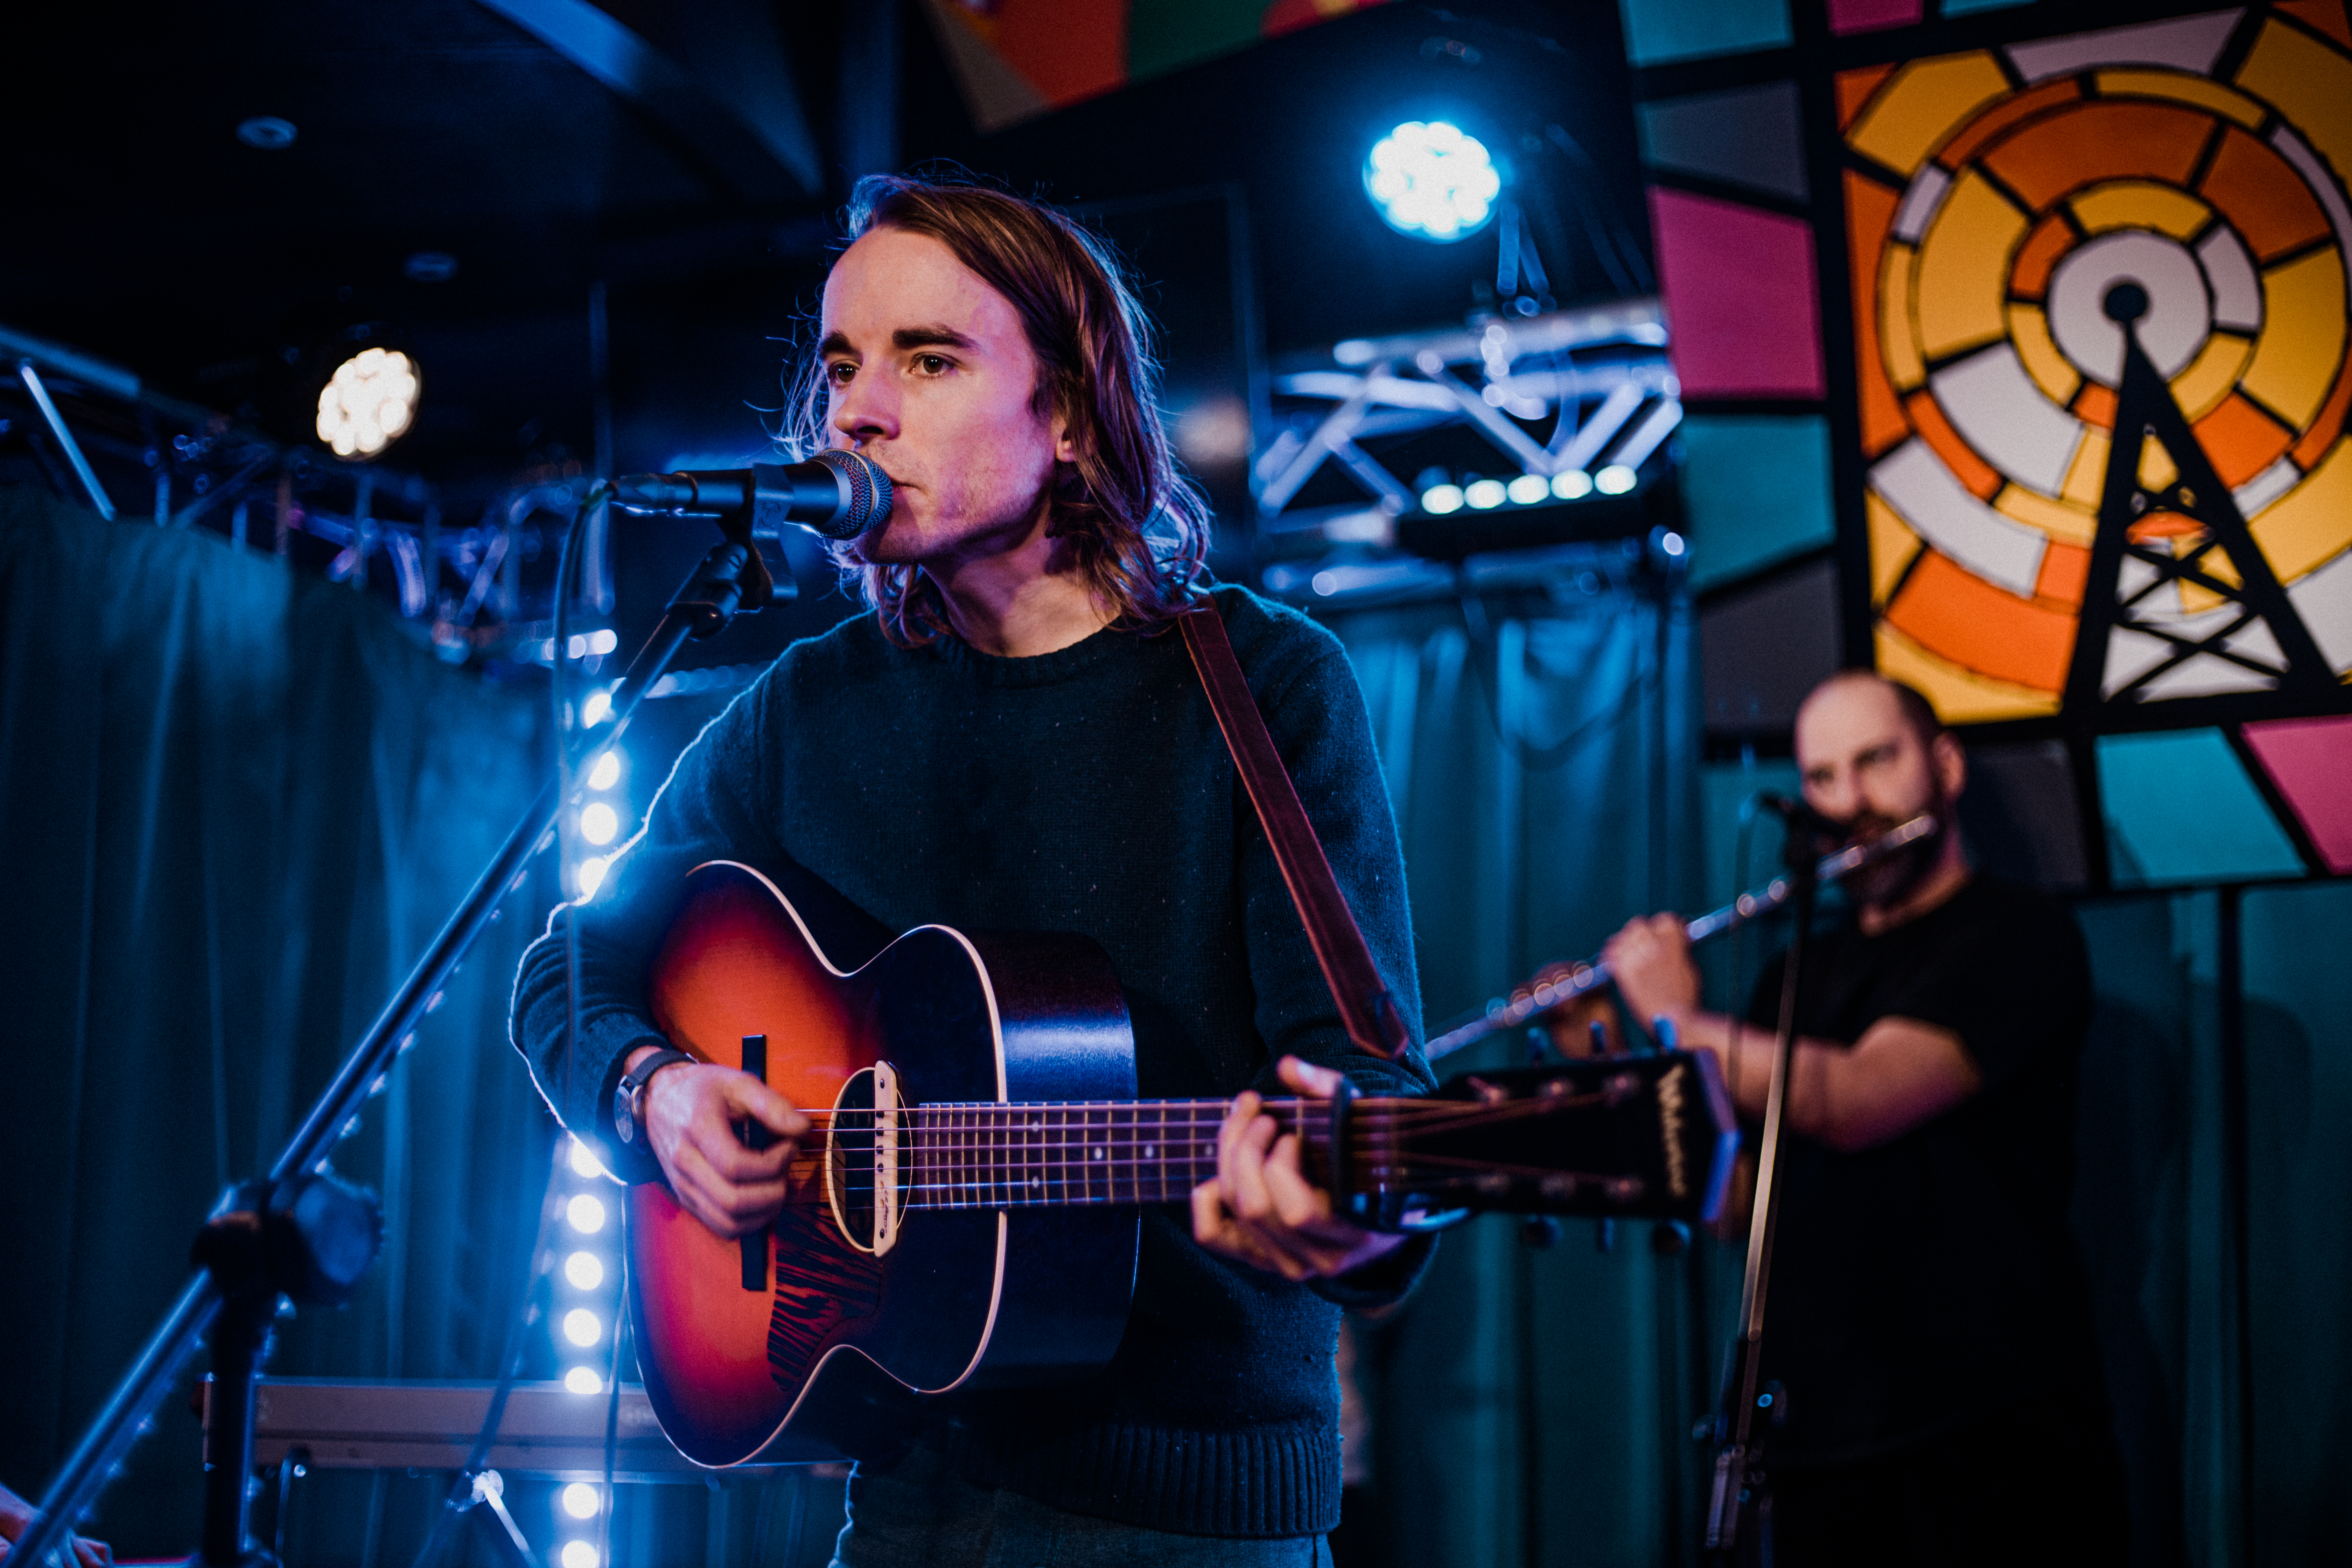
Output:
[511,583,1434,1536]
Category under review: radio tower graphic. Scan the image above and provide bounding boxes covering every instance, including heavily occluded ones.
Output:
[2064,276,2339,709]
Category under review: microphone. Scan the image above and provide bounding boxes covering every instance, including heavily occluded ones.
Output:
[610,450,893,541]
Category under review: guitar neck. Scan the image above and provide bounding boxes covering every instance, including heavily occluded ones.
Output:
[897,1098,1323,1211]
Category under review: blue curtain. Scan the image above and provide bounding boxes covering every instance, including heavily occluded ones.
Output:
[0,488,551,1558]
[1320,573,1725,1568]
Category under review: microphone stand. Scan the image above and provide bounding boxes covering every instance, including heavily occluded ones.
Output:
[1702,809,1828,1563]
[13,496,784,1568]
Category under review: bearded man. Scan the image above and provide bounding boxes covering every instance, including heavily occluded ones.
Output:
[1605,670,2126,1565]
[512,175,1432,1566]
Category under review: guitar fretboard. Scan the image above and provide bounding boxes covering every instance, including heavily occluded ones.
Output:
[890,1100,1322,1210]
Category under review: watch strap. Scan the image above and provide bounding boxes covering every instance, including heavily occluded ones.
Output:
[613,1048,695,1145]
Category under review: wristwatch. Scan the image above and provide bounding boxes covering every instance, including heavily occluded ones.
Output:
[614,1049,696,1146]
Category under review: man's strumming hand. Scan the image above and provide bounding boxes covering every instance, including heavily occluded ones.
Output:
[1192,1056,1406,1282]
[630,1045,808,1240]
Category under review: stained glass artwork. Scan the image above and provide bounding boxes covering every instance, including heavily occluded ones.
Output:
[1841,9,2352,721]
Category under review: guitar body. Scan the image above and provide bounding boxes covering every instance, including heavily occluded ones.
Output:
[626,861,1140,1468]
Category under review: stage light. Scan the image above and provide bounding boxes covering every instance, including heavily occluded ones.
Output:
[562,1308,603,1348]
[580,688,613,726]
[561,1541,600,1568]
[586,751,622,791]
[1464,479,1507,510]
[1661,530,1687,557]
[1506,475,1548,505]
[565,1251,604,1290]
[576,856,610,897]
[315,347,420,460]
[579,803,619,847]
[1420,483,1464,515]
[1364,121,1502,242]
[1595,464,1637,495]
[566,1194,606,1234]
[1552,470,1594,500]
[561,1483,601,1520]
[564,1367,603,1396]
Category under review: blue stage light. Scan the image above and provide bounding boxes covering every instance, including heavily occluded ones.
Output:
[1506,475,1549,505]
[1595,464,1637,495]
[1552,470,1594,500]
[1420,483,1465,514]
[1364,121,1502,242]
[1464,479,1507,510]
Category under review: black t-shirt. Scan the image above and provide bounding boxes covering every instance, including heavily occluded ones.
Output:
[1742,877,2104,1466]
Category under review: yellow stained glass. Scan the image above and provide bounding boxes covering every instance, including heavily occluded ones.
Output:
[2063,428,2110,506]
[2235,21,2352,199]
[2093,69,2267,130]
[1875,621,2062,721]
[2170,332,2254,423]
[2070,180,2212,240]
[2139,436,2179,491]
[1882,241,1927,390]
[1995,483,2099,545]
[1850,53,2014,177]
[2242,249,2350,430]
[2250,435,2352,581]
[1867,491,1923,606]
[1917,172,2029,360]
[2009,302,2081,406]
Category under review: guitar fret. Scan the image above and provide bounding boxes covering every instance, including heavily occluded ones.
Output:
[902,1101,1265,1210]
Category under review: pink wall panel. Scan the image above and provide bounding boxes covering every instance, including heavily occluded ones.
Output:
[1828,0,1925,36]
[2242,715,2352,873]
[1647,188,1828,399]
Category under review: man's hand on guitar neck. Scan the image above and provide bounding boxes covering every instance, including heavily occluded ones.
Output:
[1193,1057,1407,1283]
[627,1043,810,1239]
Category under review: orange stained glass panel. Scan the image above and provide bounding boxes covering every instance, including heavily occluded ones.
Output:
[1884,549,2078,691]
[1849,171,1913,457]
[2073,382,2118,430]
[1979,100,2216,210]
[1839,63,1902,130]
[2009,213,2076,301]
[1934,79,2081,172]
[2198,126,2333,262]
[2194,392,2297,486]
[2035,539,2091,605]
[2276,0,2352,48]
[1906,390,2004,497]
[2291,362,2351,470]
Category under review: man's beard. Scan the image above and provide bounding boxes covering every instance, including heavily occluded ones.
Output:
[1835,795,1952,910]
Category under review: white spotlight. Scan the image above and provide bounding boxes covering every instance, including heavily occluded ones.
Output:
[575,856,610,897]
[562,1308,603,1348]
[1463,479,1507,510]
[1364,121,1503,242]
[1506,475,1549,505]
[561,1482,602,1520]
[586,751,622,791]
[565,1251,605,1290]
[1552,470,1594,500]
[564,1367,603,1396]
[315,347,420,460]
[561,1541,600,1568]
[567,1136,607,1180]
[1595,464,1638,495]
[579,803,619,847]
[565,1194,606,1234]
[1420,484,1465,515]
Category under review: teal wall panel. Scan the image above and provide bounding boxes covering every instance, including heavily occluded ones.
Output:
[2096,729,2306,887]
[1639,80,1809,201]
[1677,414,1837,592]
[1941,0,2037,14]
[1616,0,1792,65]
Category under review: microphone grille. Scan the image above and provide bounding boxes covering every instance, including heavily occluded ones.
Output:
[809,449,894,538]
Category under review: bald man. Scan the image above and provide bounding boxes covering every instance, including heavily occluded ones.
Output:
[1606,671,2124,1565]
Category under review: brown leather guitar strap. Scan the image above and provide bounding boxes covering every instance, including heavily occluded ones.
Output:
[1179,603,1413,1062]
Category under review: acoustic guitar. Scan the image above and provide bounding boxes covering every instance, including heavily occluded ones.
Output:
[625,861,1738,1467]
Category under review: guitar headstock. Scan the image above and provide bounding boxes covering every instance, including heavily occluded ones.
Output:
[1336,1050,1740,1232]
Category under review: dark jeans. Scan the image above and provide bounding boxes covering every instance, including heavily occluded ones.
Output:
[1765,1394,2129,1567]
[831,1442,1330,1568]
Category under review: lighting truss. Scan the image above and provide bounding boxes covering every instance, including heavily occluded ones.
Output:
[1252,298,1681,555]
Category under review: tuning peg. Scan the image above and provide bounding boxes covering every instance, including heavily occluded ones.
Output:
[1520,1216,1560,1248]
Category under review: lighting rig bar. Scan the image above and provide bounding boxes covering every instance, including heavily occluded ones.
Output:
[1252,298,1682,582]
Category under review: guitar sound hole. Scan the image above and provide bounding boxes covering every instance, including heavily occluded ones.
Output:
[829,1070,878,1250]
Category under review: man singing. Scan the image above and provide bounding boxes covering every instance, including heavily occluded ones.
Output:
[1605,671,2126,1564]
[512,175,1433,1565]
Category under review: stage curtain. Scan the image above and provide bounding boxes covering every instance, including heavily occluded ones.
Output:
[0,488,553,1558]
[1321,575,1724,1568]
